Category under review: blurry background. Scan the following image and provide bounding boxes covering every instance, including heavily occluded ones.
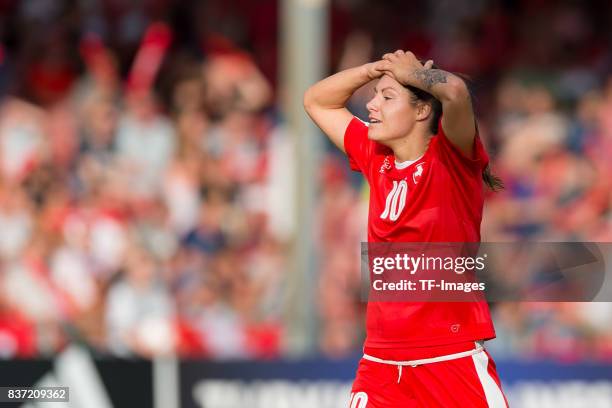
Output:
[0,0,611,407]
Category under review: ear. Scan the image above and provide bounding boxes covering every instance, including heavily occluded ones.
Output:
[415,103,432,122]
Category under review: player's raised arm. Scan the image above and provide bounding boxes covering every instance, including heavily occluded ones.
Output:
[379,50,476,157]
[303,62,385,152]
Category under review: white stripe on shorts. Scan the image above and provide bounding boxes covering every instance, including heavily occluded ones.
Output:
[471,343,507,408]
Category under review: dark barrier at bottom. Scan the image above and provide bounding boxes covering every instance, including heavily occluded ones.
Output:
[0,347,152,407]
[179,358,612,408]
[0,347,610,408]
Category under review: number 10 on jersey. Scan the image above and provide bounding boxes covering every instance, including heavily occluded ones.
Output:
[380,180,408,221]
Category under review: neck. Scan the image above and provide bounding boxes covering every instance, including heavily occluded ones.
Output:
[388,128,432,162]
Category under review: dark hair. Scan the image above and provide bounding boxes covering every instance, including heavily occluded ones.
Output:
[403,68,503,192]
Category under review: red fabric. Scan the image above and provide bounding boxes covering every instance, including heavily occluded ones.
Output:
[364,340,476,361]
[0,312,36,358]
[175,319,208,358]
[26,62,75,105]
[350,349,508,407]
[343,117,495,350]
[244,322,282,359]
[126,22,172,95]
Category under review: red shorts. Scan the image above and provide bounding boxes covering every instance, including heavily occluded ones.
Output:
[349,342,509,407]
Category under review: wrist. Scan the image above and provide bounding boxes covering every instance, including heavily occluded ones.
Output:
[400,68,422,87]
[360,63,373,80]
[362,62,381,81]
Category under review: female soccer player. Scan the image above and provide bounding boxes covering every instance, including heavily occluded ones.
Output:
[304,50,508,407]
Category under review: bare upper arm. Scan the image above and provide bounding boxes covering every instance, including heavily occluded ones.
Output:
[439,79,476,157]
[303,103,354,153]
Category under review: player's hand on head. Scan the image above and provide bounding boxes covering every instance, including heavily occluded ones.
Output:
[379,50,434,85]
[364,60,386,80]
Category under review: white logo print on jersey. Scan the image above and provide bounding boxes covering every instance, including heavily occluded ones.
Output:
[379,156,392,173]
[413,162,425,184]
[380,179,408,221]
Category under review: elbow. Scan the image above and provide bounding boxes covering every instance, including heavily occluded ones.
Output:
[303,87,316,113]
[440,76,470,104]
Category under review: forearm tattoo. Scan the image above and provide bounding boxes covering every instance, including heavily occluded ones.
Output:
[413,69,448,90]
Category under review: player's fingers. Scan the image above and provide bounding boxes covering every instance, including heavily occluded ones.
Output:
[367,60,383,76]
[382,53,396,61]
[424,59,434,69]
[376,59,393,71]
[382,71,398,82]
[394,49,405,56]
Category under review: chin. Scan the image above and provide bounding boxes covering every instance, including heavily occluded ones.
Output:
[367,129,383,141]
[367,130,391,144]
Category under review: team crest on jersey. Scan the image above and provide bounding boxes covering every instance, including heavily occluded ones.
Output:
[412,162,425,184]
[379,156,392,173]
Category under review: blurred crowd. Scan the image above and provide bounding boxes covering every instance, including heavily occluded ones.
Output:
[0,0,611,361]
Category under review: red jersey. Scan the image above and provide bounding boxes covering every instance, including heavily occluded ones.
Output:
[344,117,495,349]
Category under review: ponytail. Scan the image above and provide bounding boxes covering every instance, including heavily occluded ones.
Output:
[482,164,504,191]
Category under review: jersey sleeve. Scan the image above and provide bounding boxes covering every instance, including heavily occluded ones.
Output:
[343,117,372,173]
[434,118,489,173]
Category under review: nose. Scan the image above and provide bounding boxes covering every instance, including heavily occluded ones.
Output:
[366,95,378,113]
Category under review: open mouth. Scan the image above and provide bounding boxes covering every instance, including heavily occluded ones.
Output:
[370,119,381,124]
